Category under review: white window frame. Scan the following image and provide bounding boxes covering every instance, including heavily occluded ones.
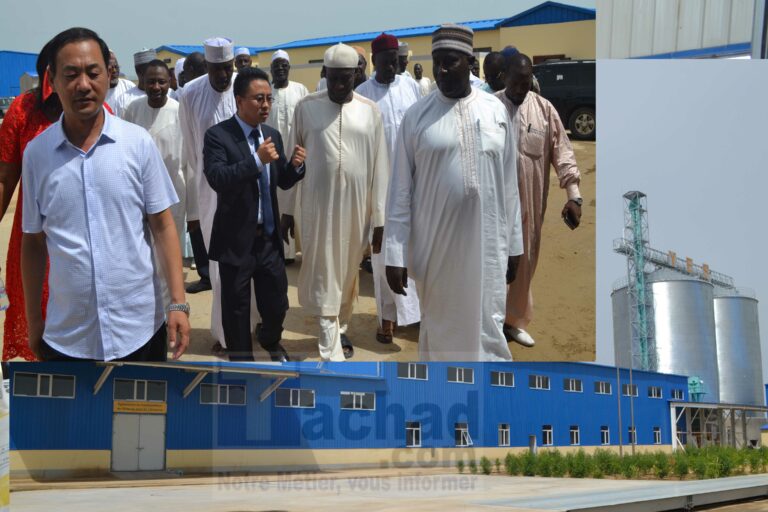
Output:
[455,423,473,447]
[491,371,514,387]
[397,363,428,381]
[564,378,583,393]
[648,386,663,399]
[200,383,246,406]
[448,367,474,384]
[340,391,376,411]
[671,389,684,400]
[600,426,610,445]
[406,421,421,448]
[653,427,662,445]
[594,381,612,395]
[542,425,553,446]
[498,423,510,447]
[622,384,638,397]
[113,379,166,402]
[529,375,550,390]
[569,425,580,446]
[275,388,316,408]
[628,427,637,445]
[13,372,76,399]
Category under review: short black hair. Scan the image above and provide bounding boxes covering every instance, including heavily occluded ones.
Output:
[145,59,170,73]
[233,67,271,97]
[47,27,110,75]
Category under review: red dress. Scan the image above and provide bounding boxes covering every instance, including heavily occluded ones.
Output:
[0,93,52,360]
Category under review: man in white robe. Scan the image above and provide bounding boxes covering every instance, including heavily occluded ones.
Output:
[496,52,582,348]
[284,43,389,361]
[268,49,309,263]
[413,63,432,97]
[384,24,523,361]
[113,48,155,118]
[355,33,421,343]
[168,58,185,101]
[105,51,135,113]
[397,42,413,79]
[178,37,260,352]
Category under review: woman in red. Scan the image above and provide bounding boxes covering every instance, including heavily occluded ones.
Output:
[0,41,61,360]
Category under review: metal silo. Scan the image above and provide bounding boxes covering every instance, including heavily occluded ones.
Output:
[714,291,765,406]
[612,270,720,402]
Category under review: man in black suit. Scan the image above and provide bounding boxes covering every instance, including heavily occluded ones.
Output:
[203,67,306,361]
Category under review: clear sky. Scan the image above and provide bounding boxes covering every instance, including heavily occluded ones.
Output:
[597,59,768,380]
[0,0,595,77]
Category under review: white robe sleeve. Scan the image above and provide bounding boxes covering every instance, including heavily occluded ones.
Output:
[178,95,199,222]
[370,106,389,228]
[384,114,415,268]
[283,102,303,215]
[503,109,523,257]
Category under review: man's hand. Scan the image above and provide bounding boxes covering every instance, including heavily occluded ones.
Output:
[386,266,408,296]
[291,145,306,168]
[371,226,384,254]
[167,311,190,360]
[507,255,521,284]
[27,317,44,360]
[257,136,280,164]
[562,200,582,230]
[187,220,200,233]
[281,214,295,244]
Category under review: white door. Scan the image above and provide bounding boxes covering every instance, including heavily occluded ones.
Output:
[112,414,166,471]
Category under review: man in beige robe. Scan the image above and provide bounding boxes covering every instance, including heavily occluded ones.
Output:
[284,43,388,361]
[496,52,582,348]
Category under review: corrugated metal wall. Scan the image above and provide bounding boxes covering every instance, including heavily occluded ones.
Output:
[598,0,755,58]
[10,362,688,451]
[0,51,37,97]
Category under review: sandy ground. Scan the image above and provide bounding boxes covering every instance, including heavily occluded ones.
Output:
[0,141,595,362]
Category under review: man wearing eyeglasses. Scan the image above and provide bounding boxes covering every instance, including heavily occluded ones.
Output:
[203,67,306,361]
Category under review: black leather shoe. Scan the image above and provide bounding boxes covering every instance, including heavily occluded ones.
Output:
[268,344,291,362]
[186,278,212,294]
[340,334,354,359]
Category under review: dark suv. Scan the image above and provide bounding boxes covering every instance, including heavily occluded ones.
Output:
[533,60,595,141]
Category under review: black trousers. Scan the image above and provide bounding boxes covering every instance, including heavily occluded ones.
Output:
[40,323,168,361]
[219,232,288,361]
[189,226,210,281]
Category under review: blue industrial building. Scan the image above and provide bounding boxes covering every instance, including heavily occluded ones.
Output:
[9,362,690,477]
[0,51,36,97]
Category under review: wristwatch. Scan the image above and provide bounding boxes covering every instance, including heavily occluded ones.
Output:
[569,198,583,207]
[168,302,191,316]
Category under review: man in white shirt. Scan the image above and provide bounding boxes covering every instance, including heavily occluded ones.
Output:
[105,51,135,113]
[413,63,432,96]
[113,48,155,118]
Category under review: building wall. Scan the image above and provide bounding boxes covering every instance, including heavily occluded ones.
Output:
[0,51,37,97]
[500,20,596,60]
[9,362,687,476]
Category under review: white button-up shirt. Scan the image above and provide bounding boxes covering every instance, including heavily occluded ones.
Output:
[21,108,179,360]
[234,114,269,224]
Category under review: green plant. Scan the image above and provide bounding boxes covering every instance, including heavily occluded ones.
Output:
[521,452,537,476]
[620,456,639,479]
[654,452,670,479]
[692,456,708,479]
[536,451,553,477]
[550,450,567,477]
[636,453,655,476]
[748,449,764,474]
[469,459,478,474]
[504,453,520,476]
[480,456,492,475]
[673,453,689,480]
[570,450,591,478]
[457,460,465,473]
[495,458,501,474]
[593,449,621,476]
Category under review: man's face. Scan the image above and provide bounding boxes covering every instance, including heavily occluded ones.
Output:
[414,63,423,80]
[108,53,120,87]
[145,66,170,105]
[373,49,398,85]
[235,54,252,72]
[505,62,532,105]
[326,67,355,104]
[484,60,505,92]
[433,50,471,98]
[207,60,234,92]
[470,60,480,77]
[183,58,206,82]
[52,39,108,121]
[271,58,290,84]
[236,78,272,126]
[355,54,367,86]
[169,68,178,90]
[398,55,408,74]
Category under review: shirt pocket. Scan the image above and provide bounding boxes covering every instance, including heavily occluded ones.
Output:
[520,123,547,159]
[476,119,506,157]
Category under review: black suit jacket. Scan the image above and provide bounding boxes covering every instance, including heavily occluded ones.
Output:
[203,116,305,266]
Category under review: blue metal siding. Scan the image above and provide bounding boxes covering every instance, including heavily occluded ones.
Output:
[634,42,751,59]
[10,362,689,452]
[0,51,37,97]
[497,2,596,28]
[156,45,264,56]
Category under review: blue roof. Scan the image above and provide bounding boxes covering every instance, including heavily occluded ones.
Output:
[497,1,595,28]
[135,361,385,379]
[156,45,265,57]
[0,51,37,97]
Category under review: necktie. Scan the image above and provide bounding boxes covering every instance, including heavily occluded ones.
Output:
[251,127,275,235]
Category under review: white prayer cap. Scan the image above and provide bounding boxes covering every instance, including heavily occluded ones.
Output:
[203,37,234,63]
[324,43,358,69]
[174,58,185,77]
[398,41,410,56]
[133,48,157,66]
[272,49,290,62]
[235,47,250,57]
